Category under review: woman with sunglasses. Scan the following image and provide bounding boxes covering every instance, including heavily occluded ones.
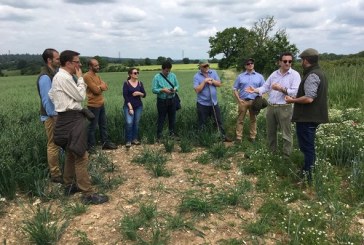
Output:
[122,68,146,148]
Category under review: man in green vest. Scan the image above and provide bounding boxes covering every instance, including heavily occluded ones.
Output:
[285,48,328,182]
[36,48,62,183]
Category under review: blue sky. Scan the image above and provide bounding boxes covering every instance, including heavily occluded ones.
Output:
[0,0,363,59]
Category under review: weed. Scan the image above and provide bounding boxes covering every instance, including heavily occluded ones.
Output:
[74,230,94,245]
[22,205,68,244]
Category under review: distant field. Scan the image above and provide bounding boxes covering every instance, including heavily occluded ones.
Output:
[111,63,219,71]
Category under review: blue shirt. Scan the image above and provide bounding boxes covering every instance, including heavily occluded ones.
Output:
[193,69,220,106]
[233,70,265,100]
[123,80,146,109]
[38,74,57,121]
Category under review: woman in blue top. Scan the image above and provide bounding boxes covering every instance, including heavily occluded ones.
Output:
[123,67,146,148]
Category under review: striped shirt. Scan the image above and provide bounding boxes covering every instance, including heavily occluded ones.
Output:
[49,68,86,112]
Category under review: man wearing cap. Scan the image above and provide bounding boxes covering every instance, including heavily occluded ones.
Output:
[246,52,301,158]
[193,59,231,142]
[233,58,265,143]
[285,48,328,182]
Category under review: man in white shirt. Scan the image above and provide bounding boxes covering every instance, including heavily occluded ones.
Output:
[246,52,301,158]
[49,50,108,205]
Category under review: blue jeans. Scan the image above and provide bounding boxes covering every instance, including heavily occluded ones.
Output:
[296,122,319,174]
[87,105,109,148]
[156,98,176,138]
[124,105,143,143]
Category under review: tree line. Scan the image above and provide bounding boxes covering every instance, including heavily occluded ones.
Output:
[1,16,363,77]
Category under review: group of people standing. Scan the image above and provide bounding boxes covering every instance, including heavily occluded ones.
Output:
[36,48,327,205]
[233,49,328,182]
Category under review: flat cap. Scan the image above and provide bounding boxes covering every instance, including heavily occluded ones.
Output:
[299,48,319,57]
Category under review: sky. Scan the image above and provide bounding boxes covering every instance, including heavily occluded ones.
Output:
[0,0,363,59]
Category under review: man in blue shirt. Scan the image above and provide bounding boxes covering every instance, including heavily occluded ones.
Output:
[233,58,265,143]
[36,48,62,183]
[193,60,231,142]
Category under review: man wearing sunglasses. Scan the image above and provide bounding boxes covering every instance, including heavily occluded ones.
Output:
[285,48,328,182]
[233,58,265,143]
[194,60,232,142]
[246,52,300,158]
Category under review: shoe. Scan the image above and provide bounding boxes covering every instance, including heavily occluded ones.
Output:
[223,136,233,142]
[248,138,256,143]
[126,142,131,148]
[132,140,141,145]
[235,138,242,144]
[82,193,109,205]
[169,133,180,141]
[102,142,117,150]
[64,184,81,196]
[51,176,63,184]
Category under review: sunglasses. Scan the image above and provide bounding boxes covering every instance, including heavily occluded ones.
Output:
[201,64,209,68]
[246,62,254,65]
[132,71,139,75]
[282,60,293,64]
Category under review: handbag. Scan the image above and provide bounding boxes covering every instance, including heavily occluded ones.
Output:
[159,73,181,110]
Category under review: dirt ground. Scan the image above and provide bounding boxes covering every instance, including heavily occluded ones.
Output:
[1,143,283,244]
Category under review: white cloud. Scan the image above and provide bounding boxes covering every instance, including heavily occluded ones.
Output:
[0,0,362,58]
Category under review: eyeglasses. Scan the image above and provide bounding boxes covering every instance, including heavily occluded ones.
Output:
[282,60,292,64]
[71,60,81,64]
[201,64,209,68]
[246,63,254,65]
[132,71,139,75]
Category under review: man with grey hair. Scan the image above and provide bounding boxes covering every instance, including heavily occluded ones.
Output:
[285,48,328,182]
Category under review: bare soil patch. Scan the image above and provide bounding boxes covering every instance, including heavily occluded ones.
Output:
[0,143,281,244]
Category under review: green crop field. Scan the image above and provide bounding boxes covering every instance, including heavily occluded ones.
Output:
[0,64,363,244]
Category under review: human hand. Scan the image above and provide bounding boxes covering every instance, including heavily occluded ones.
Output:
[132,91,143,97]
[75,67,83,78]
[99,82,108,91]
[271,83,282,91]
[128,109,134,115]
[163,88,172,94]
[285,95,294,103]
[245,86,256,93]
[205,78,213,85]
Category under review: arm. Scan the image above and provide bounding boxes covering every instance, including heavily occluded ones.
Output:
[39,75,57,116]
[84,73,103,95]
[285,74,319,104]
[152,75,173,95]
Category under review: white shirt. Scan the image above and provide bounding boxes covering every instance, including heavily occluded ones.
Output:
[257,68,301,105]
[49,68,87,112]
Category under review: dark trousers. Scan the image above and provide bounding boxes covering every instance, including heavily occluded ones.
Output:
[296,122,319,176]
[157,98,176,138]
[197,102,225,136]
[87,105,109,148]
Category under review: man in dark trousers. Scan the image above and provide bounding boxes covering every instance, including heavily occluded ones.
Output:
[84,58,117,153]
[285,48,329,182]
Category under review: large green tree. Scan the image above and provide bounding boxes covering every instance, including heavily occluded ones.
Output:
[208,16,298,74]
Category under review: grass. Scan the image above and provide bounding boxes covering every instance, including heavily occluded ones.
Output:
[21,205,69,244]
[1,63,364,243]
